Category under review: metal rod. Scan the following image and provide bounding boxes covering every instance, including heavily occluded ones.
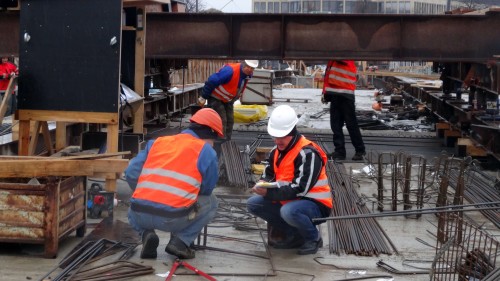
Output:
[314,201,500,221]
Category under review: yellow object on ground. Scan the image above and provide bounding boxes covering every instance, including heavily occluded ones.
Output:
[251,164,265,175]
[234,104,268,123]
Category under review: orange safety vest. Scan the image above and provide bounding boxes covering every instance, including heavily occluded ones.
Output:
[272,136,333,208]
[323,60,357,95]
[212,63,248,103]
[132,134,204,208]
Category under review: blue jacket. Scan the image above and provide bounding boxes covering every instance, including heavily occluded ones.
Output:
[201,63,252,99]
[125,129,219,197]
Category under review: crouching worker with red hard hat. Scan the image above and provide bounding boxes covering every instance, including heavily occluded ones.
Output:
[125,108,223,259]
[247,105,333,255]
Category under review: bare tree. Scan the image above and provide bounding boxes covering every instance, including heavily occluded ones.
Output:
[454,0,499,9]
[184,0,206,13]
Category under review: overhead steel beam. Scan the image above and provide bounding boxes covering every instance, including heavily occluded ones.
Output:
[146,12,500,62]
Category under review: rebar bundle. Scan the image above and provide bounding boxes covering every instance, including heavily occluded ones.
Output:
[220,140,253,189]
[326,161,397,256]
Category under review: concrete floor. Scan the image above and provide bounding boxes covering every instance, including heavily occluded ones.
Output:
[1,88,498,280]
[2,160,498,281]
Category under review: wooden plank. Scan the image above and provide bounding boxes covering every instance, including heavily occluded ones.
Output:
[457,138,488,157]
[18,120,31,156]
[92,159,129,173]
[17,110,119,124]
[0,161,93,178]
[41,121,54,155]
[28,121,42,155]
[0,159,128,178]
[0,151,130,160]
[133,6,146,134]
[55,122,67,152]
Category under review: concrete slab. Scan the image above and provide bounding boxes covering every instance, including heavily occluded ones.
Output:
[1,87,498,280]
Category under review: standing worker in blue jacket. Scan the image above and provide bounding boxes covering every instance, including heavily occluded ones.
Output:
[321,60,366,161]
[199,60,258,141]
[125,108,223,260]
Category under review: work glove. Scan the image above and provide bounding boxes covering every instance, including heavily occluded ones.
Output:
[197,96,206,107]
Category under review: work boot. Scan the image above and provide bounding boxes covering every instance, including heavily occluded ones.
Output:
[352,151,366,161]
[297,237,323,255]
[140,230,159,259]
[272,234,305,249]
[165,236,195,259]
[329,152,346,161]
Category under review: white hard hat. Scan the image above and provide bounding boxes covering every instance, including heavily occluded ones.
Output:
[244,60,259,68]
[267,105,299,137]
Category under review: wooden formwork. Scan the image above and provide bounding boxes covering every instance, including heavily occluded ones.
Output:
[0,176,86,258]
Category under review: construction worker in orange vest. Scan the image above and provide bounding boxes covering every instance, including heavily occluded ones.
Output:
[322,60,366,161]
[247,105,333,255]
[199,60,258,141]
[125,108,223,260]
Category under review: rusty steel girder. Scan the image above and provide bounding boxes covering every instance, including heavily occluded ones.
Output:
[145,12,500,62]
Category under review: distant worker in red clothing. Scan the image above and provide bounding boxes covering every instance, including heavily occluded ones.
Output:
[321,60,366,161]
[0,56,19,115]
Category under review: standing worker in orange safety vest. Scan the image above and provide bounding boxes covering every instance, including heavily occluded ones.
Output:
[247,105,333,255]
[125,108,223,260]
[321,60,366,161]
[199,60,258,142]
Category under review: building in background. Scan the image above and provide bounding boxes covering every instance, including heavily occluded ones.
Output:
[252,0,462,15]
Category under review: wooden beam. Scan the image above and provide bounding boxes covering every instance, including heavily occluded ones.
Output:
[0,159,128,178]
[55,122,67,152]
[17,110,119,124]
[133,5,146,134]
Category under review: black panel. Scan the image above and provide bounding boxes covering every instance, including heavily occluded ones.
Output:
[81,131,143,158]
[18,0,122,113]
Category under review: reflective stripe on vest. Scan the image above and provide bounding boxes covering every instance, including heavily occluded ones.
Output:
[212,63,241,103]
[132,134,204,208]
[273,136,333,208]
[324,61,356,95]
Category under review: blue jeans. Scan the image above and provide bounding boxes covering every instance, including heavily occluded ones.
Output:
[247,195,322,242]
[128,194,218,246]
[329,95,365,155]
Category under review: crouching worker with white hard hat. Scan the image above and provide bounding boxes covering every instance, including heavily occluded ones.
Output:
[247,105,333,255]
[125,108,223,259]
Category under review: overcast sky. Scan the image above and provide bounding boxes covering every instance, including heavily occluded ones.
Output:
[203,0,252,13]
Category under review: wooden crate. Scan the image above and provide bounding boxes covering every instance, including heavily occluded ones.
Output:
[0,176,86,258]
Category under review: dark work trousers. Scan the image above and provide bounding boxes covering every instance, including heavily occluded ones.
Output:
[207,97,234,141]
[329,95,365,156]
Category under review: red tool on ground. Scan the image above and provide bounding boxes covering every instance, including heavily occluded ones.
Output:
[165,259,216,281]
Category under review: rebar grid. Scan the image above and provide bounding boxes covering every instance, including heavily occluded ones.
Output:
[365,151,435,213]
[326,161,397,256]
[431,213,499,281]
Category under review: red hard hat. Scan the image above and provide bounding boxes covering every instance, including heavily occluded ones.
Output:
[189,108,224,138]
